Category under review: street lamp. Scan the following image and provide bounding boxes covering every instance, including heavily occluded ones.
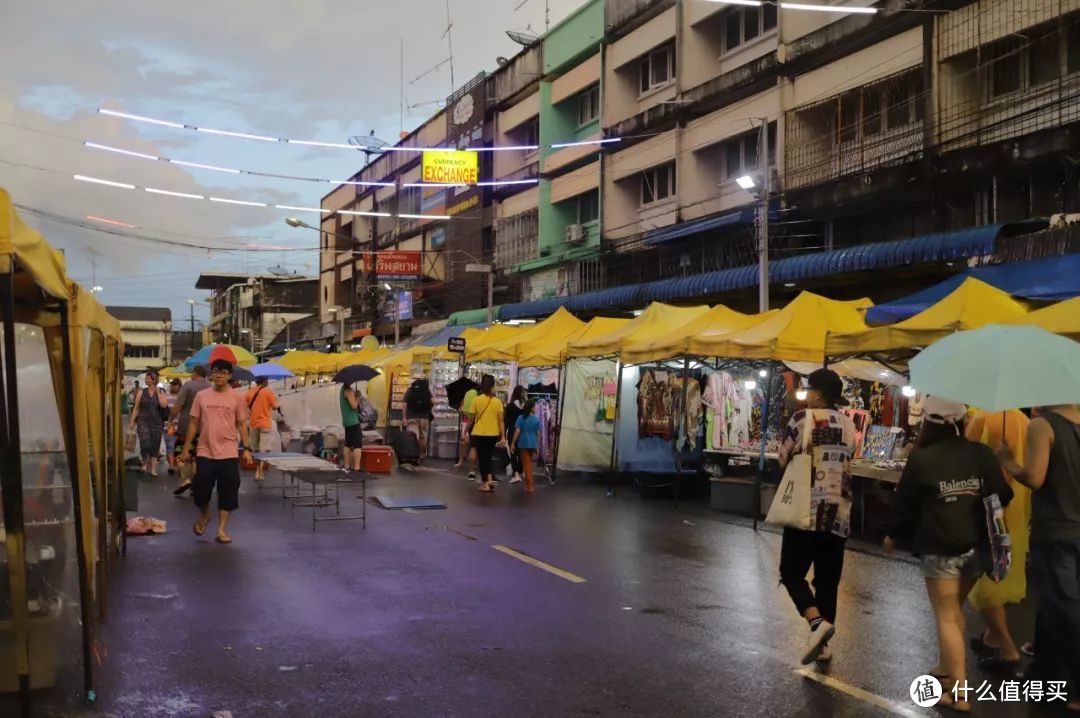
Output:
[285,217,309,229]
[327,306,345,350]
[465,263,495,326]
[186,299,197,354]
[735,118,772,313]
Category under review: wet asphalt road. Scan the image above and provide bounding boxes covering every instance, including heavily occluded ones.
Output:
[4,461,1055,717]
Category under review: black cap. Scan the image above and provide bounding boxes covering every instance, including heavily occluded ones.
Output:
[807,368,846,407]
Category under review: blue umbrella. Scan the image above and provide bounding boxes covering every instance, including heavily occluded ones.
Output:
[909,324,1080,411]
[251,362,294,380]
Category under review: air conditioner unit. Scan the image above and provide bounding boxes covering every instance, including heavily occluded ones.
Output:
[565,223,587,244]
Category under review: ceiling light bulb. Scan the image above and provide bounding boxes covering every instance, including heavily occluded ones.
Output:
[758,369,768,378]
[902,385,917,398]
[744,380,757,391]
[795,389,808,401]
[735,175,756,190]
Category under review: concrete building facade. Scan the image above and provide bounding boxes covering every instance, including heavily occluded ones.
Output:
[107,306,172,373]
[196,273,317,353]
[321,0,1080,326]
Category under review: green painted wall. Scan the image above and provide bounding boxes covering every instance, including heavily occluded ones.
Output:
[514,0,604,277]
[543,0,603,75]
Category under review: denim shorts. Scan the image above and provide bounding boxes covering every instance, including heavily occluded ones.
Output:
[920,549,979,579]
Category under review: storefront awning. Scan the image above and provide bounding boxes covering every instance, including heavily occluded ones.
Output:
[448,306,501,326]
[498,221,1044,320]
[642,208,755,247]
[867,253,1080,325]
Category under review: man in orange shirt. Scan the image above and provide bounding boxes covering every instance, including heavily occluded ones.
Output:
[245,376,280,481]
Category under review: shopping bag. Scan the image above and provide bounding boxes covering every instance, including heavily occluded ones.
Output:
[979,493,1012,583]
[765,411,815,530]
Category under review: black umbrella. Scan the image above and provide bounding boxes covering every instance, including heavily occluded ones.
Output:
[333,364,379,385]
[445,376,478,410]
[200,364,255,383]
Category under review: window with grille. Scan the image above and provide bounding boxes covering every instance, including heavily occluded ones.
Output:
[722,4,777,55]
[494,209,539,269]
[578,190,600,224]
[641,162,676,206]
[718,124,776,181]
[577,84,600,126]
[639,43,675,95]
[833,69,923,143]
[124,345,160,359]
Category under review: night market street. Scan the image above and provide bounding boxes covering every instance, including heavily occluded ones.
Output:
[6,463,1046,718]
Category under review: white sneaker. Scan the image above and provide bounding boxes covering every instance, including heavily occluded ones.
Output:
[467,472,476,481]
[509,475,523,484]
[801,621,835,665]
[816,643,832,663]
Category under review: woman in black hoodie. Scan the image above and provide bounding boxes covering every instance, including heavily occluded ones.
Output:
[885,396,1012,712]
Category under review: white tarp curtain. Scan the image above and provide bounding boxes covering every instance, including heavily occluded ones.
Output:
[556,358,618,472]
[276,381,374,436]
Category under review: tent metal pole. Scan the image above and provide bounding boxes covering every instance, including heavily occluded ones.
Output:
[0,274,32,716]
[59,303,97,703]
[753,363,774,532]
[606,359,623,498]
[550,359,568,484]
[674,353,691,508]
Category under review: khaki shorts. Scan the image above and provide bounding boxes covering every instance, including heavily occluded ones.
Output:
[252,428,274,453]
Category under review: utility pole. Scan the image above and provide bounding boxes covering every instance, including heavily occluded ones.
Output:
[393,285,400,346]
[486,271,494,327]
[757,119,771,313]
[187,299,196,355]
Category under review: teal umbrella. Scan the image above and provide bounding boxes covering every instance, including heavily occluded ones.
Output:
[909,324,1080,411]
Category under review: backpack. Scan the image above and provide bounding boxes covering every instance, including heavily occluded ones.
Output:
[405,380,433,419]
[358,398,378,430]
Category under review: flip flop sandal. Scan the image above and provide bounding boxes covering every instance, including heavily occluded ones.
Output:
[193,520,207,536]
[215,536,233,544]
[978,650,1022,674]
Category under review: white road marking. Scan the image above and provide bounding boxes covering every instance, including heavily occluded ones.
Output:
[491,544,587,583]
[795,668,923,717]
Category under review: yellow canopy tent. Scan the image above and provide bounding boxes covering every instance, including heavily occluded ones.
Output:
[0,188,112,706]
[621,305,773,365]
[439,324,522,361]
[310,347,390,374]
[694,292,873,362]
[518,316,629,367]
[825,278,1028,357]
[566,303,711,359]
[275,350,336,375]
[466,308,584,363]
[367,346,438,428]
[160,365,191,379]
[1013,296,1080,339]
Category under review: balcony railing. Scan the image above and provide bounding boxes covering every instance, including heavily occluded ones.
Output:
[494,209,539,271]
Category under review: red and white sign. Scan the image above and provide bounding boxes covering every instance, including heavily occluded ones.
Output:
[362,251,421,278]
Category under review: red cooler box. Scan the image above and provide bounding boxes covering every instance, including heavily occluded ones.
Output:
[362,446,393,473]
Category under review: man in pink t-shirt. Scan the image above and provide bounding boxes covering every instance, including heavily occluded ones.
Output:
[179,356,253,544]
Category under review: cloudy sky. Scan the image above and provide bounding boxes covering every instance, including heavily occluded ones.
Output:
[1,0,581,327]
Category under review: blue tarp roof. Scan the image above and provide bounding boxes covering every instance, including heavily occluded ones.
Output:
[497,220,1045,320]
[643,208,755,247]
[418,323,476,348]
[866,254,1080,325]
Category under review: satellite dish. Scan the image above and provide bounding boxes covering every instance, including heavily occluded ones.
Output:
[348,131,390,158]
[506,28,539,46]
[496,56,510,67]
[267,265,296,277]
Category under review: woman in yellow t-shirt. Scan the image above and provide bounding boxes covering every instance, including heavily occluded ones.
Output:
[470,375,505,493]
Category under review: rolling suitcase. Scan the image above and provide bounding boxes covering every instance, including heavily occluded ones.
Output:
[391,428,422,466]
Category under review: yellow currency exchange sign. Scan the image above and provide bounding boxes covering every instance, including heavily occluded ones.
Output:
[421,149,479,185]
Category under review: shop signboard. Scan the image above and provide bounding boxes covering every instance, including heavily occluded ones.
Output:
[421,149,478,185]
[447,337,466,354]
[362,251,421,278]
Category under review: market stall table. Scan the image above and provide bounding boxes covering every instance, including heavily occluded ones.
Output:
[254,453,367,531]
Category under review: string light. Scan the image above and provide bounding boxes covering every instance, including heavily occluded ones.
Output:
[82,140,539,189]
[86,214,136,228]
[71,173,467,221]
[96,107,621,153]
